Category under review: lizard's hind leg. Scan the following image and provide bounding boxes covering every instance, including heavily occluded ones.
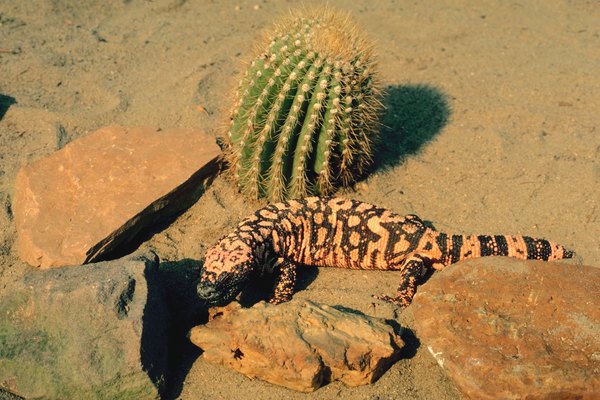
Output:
[374,254,430,307]
[269,259,298,304]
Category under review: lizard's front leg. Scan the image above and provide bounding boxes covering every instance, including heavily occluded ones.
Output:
[374,253,429,307]
[268,258,298,304]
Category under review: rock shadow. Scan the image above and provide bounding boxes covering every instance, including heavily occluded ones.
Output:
[372,84,451,172]
[141,254,171,397]
[159,258,319,398]
[0,94,17,121]
[397,326,420,360]
[84,167,219,265]
[155,259,208,400]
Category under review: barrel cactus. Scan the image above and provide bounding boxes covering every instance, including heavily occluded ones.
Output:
[226,8,382,201]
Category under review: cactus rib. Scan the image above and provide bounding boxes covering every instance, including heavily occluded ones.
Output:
[226,7,382,201]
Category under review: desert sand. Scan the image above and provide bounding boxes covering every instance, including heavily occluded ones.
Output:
[1,0,598,399]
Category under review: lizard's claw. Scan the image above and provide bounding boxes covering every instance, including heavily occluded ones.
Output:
[372,293,412,308]
[268,296,287,305]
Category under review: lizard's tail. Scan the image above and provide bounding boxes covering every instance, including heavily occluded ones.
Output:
[436,233,575,264]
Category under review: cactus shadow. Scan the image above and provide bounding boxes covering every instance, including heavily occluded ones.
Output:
[372,84,451,172]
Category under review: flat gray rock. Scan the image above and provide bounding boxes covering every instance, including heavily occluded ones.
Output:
[0,251,168,399]
[13,125,221,268]
[190,300,404,392]
[412,257,600,400]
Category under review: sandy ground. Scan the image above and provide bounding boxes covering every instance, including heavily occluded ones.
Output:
[1,0,598,399]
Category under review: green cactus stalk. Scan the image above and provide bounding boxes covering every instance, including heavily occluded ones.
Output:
[226,8,382,201]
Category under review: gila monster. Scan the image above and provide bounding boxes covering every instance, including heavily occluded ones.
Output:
[197,197,574,307]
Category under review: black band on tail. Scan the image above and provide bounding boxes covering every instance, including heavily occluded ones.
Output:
[522,236,552,260]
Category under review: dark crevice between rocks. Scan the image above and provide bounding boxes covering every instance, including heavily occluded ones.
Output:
[371,84,451,173]
[154,259,209,400]
[140,253,170,397]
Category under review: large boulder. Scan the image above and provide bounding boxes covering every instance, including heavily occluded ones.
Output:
[189,300,404,392]
[13,125,221,268]
[412,257,600,400]
[0,252,169,399]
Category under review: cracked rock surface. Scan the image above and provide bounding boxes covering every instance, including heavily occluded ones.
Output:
[189,300,404,392]
[412,257,600,400]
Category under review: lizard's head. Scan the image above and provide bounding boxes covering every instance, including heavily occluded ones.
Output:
[197,236,254,307]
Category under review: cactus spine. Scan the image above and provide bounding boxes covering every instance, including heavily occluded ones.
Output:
[227,8,382,201]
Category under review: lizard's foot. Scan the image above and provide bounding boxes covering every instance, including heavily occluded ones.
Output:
[269,259,297,305]
[372,292,414,308]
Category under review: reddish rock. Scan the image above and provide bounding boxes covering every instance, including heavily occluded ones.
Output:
[13,125,221,268]
[412,257,600,400]
[189,300,404,392]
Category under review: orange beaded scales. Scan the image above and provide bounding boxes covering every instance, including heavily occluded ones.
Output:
[197,197,574,307]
